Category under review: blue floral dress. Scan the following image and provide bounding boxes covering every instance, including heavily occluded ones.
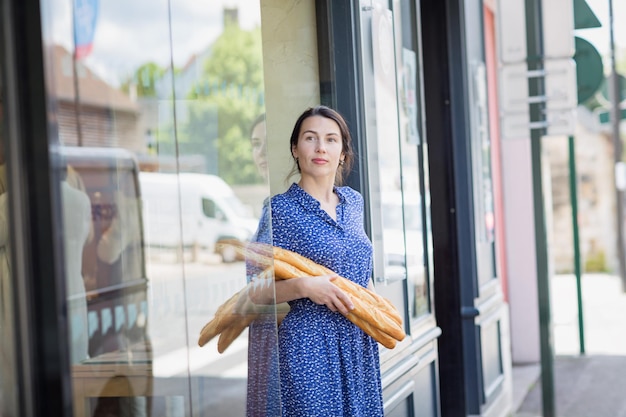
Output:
[257,183,384,417]
[247,200,281,417]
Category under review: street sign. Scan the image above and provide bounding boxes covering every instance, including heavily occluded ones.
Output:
[543,0,575,59]
[496,0,527,63]
[544,59,578,110]
[573,0,602,29]
[501,113,531,139]
[497,1,590,138]
[597,108,626,124]
[497,0,580,62]
[499,60,576,114]
[499,59,577,137]
[574,36,604,104]
[499,63,530,114]
[546,109,576,136]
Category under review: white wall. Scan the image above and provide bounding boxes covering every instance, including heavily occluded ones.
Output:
[260,0,320,196]
[501,137,541,364]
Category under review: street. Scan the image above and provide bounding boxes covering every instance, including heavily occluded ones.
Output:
[145,252,250,379]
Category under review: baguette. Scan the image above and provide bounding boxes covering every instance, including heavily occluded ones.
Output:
[225,241,273,270]
[271,247,405,342]
[273,258,398,346]
[271,251,405,343]
[199,244,405,351]
[217,314,257,353]
[331,277,402,326]
[273,258,307,280]
[272,247,402,326]
[338,286,405,341]
[198,291,241,347]
[346,312,397,349]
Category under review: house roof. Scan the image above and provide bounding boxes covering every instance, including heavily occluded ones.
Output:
[48,44,138,113]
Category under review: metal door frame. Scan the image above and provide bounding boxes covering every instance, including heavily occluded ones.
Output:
[421,0,510,415]
[1,0,74,414]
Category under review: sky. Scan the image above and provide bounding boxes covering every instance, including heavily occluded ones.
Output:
[44,0,625,87]
[44,0,262,86]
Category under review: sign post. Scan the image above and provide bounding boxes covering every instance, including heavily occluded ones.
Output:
[567,34,605,356]
[525,0,555,415]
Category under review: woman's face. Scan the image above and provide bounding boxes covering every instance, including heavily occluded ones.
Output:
[251,120,267,179]
[292,115,345,181]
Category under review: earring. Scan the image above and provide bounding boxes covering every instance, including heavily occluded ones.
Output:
[339,160,344,166]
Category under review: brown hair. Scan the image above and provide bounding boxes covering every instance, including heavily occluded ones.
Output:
[288,105,354,186]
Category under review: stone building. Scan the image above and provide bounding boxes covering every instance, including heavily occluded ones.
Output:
[544,107,617,273]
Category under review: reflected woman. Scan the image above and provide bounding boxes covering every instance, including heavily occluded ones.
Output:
[246,113,282,417]
[250,113,268,181]
[60,162,92,364]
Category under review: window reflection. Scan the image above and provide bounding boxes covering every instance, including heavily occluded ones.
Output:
[0,92,18,416]
[43,0,271,415]
[394,0,431,321]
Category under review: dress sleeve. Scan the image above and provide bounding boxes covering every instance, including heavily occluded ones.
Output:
[246,201,272,281]
[252,201,272,245]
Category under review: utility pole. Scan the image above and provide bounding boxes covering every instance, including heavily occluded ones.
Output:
[608,0,626,291]
[72,4,84,147]
[525,0,555,415]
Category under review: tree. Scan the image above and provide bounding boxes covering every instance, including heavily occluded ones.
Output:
[181,24,265,185]
[121,62,166,98]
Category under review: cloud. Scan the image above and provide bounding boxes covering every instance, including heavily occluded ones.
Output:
[45,0,261,86]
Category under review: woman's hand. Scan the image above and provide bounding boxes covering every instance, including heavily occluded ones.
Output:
[302,274,354,315]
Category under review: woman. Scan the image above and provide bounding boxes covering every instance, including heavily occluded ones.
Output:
[246,113,282,417]
[250,113,268,181]
[253,105,383,416]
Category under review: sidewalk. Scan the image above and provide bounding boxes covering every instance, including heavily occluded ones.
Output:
[513,273,626,417]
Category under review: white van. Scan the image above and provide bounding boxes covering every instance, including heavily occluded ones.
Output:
[139,172,259,262]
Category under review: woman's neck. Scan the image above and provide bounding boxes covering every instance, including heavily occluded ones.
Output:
[298,176,336,204]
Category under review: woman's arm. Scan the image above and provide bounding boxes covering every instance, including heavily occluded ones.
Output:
[248,274,354,315]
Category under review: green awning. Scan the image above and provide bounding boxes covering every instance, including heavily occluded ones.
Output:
[574,0,602,29]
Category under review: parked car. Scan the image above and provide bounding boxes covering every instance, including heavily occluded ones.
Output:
[138,172,258,262]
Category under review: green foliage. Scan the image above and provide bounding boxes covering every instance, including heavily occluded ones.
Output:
[128,24,265,185]
[121,62,165,98]
[181,24,265,185]
[584,249,607,273]
[201,25,264,89]
[179,100,259,184]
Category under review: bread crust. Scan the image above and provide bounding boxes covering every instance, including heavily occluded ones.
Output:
[199,244,406,352]
[271,246,402,324]
[198,291,241,347]
[217,314,257,353]
[271,247,405,342]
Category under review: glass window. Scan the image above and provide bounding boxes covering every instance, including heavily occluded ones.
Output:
[395,0,433,320]
[202,198,216,218]
[0,65,19,417]
[40,0,276,415]
[359,0,432,324]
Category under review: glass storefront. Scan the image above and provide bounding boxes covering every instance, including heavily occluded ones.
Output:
[357,0,433,336]
[39,0,276,414]
[0,0,516,415]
